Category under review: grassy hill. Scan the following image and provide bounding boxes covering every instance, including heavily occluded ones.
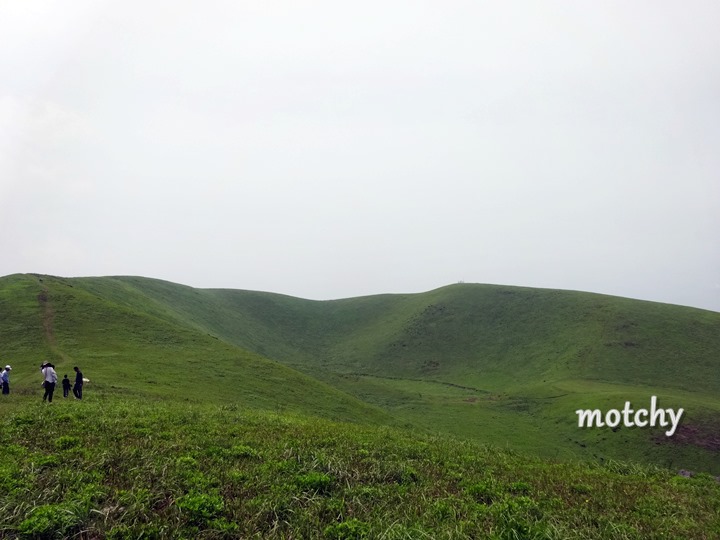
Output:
[2,273,720,537]
[0,273,393,425]
[66,275,720,394]
[29,274,719,473]
[2,273,719,474]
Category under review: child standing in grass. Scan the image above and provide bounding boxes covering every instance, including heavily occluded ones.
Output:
[62,375,71,398]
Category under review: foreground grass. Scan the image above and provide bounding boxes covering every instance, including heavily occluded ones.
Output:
[1,396,719,539]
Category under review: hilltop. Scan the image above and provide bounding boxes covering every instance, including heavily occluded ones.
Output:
[2,273,719,473]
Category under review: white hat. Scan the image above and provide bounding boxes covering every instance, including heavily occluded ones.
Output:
[4,365,10,370]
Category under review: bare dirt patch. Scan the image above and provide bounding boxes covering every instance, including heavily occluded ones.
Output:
[657,421,720,451]
[37,288,56,345]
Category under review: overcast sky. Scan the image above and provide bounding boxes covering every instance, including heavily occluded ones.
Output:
[1,1,719,312]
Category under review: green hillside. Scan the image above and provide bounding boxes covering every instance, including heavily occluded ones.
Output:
[0,274,392,425]
[52,274,720,473]
[69,276,719,395]
[2,273,720,537]
[2,273,719,474]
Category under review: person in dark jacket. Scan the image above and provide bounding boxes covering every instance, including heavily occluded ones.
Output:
[73,366,84,399]
[62,375,72,398]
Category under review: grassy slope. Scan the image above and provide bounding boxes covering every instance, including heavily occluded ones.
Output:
[1,396,719,539]
[66,276,720,473]
[2,273,720,537]
[77,277,720,395]
[3,274,719,473]
[0,274,392,425]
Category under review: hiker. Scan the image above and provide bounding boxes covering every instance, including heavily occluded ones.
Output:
[41,362,58,402]
[73,366,84,399]
[1,365,11,395]
[62,375,71,398]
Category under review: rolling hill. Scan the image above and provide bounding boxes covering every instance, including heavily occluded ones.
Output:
[0,273,393,425]
[2,273,719,473]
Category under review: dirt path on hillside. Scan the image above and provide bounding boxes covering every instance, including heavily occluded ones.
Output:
[350,373,489,394]
[37,286,56,346]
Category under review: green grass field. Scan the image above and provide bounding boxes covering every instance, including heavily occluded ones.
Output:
[1,273,719,537]
[2,396,719,539]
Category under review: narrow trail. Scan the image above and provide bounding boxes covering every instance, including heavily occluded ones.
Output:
[37,285,56,346]
[36,279,71,363]
[349,372,490,394]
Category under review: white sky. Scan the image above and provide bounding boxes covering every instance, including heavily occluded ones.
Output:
[1,1,719,311]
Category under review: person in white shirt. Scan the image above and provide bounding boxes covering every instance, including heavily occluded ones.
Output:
[1,365,10,395]
[41,362,58,402]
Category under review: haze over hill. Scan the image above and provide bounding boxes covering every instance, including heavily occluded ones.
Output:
[2,273,719,473]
